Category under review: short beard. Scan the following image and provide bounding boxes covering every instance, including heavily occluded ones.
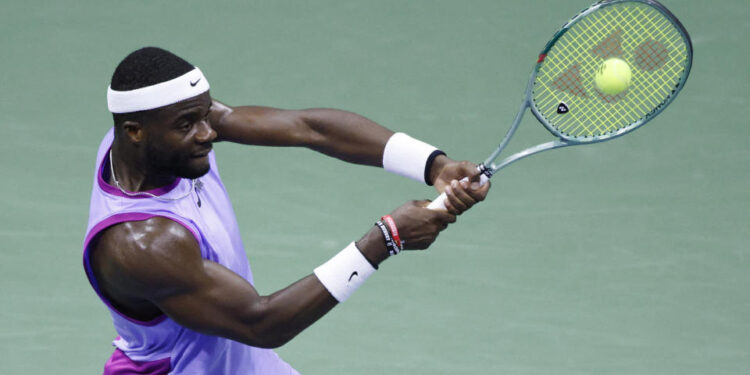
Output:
[145,141,210,180]
[175,161,210,179]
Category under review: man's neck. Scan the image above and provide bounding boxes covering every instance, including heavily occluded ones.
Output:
[109,144,177,193]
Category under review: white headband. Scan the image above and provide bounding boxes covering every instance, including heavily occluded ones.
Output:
[107,67,210,113]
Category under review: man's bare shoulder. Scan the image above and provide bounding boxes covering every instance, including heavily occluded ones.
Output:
[91,217,203,299]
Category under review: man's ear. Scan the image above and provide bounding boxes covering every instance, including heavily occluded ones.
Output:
[122,120,145,143]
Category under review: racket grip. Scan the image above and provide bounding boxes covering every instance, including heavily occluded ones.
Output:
[426,174,490,210]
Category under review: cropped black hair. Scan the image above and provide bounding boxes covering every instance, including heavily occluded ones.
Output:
[110,47,195,125]
[110,47,194,91]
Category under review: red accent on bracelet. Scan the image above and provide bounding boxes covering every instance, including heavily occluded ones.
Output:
[380,215,403,251]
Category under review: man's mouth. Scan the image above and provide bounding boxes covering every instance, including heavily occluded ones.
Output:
[191,147,212,158]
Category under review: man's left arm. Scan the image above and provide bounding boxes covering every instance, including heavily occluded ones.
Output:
[209,101,392,166]
[209,100,489,212]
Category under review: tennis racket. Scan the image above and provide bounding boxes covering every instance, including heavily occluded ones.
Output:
[428,0,692,210]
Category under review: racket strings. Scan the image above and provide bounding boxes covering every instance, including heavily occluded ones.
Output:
[635,39,669,71]
[532,2,689,139]
[552,64,588,97]
[591,27,623,59]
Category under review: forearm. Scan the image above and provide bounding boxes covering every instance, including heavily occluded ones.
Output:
[163,235,389,349]
[300,114,452,182]
[237,229,389,348]
[299,108,394,166]
[238,275,339,348]
[211,101,393,167]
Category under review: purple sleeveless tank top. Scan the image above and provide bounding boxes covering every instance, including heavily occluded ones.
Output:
[83,128,300,375]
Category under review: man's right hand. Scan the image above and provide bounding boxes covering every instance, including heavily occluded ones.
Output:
[355,200,457,266]
[389,200,456,250]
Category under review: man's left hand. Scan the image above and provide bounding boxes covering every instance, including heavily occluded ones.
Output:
[428,155,491,215]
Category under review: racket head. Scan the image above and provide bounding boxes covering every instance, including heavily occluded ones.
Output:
[526,0,693,144]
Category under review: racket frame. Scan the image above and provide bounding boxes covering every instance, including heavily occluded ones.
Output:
[479,0,693,178]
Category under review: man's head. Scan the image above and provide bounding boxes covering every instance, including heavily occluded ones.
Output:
[109,47,215,179]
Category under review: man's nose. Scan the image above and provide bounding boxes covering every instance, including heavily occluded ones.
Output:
[196,119,217,143]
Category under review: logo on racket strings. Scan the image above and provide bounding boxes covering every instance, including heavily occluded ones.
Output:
[557,102,569,114]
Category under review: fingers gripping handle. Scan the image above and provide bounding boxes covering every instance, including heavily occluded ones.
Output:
[426,173,490,210]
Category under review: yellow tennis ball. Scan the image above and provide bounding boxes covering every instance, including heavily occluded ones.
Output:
[594,58,631,95]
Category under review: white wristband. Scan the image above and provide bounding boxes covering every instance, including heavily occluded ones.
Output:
[314,242,377,302]
[383,133,443,185]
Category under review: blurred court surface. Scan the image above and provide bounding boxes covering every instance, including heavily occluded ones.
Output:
[1,1,748,374]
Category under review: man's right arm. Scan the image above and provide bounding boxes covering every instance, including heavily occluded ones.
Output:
[89,202,455,348]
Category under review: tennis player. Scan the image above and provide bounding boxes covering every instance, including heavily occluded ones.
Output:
[83,47,490,374]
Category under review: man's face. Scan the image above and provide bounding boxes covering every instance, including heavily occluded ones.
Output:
[142,92,216,179]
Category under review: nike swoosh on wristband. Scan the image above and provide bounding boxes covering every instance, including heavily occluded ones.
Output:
[348,271,359,282]
[190,78,201,87]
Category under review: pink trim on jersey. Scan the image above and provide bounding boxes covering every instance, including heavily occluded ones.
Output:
[98,148,182,199]
[83,212,200,327]
[104,348,171,375]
